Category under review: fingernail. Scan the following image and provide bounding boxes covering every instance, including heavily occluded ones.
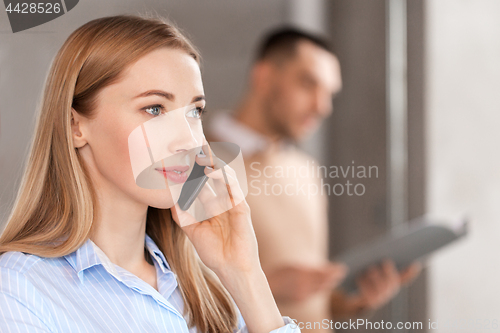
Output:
[206,166,213,170]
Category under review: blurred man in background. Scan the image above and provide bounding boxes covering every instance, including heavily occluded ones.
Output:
[206,28,420,332]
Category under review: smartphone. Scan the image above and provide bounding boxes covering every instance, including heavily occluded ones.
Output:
[178,162,209,211]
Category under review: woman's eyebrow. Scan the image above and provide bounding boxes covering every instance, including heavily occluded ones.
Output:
[192,95,205,103]
[134,90,175,101]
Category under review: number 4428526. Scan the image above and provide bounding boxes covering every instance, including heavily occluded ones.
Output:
[5,2,61,14]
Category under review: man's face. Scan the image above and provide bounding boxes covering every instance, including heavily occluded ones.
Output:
[262,40,342,141]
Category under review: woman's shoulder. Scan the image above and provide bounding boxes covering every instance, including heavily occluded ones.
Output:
[0,251,57,299]
[0,251,46,275]
[0,251,58,330]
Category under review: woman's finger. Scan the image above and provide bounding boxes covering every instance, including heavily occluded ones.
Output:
[171,202,197,227]
[208,168,245,207]
[195,142,223,167]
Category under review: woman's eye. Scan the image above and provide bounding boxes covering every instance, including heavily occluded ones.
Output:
[186,106,205,119]
[144,105,164,116]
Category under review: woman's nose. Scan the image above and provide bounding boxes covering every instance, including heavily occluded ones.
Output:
[167,114,200,154]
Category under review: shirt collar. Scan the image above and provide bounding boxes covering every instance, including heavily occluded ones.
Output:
[144,233,171,273]
[63,233,172,284]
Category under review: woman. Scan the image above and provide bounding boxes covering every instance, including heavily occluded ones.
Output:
[0,15,299,333]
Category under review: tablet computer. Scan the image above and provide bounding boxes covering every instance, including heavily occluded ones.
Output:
[334,215,468,292]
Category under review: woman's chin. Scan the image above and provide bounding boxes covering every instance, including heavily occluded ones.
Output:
[149,196,177,210]
[136,189,177,210]
[149,203,175,210]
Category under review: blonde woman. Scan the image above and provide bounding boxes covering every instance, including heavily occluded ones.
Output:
[0,15,299,333]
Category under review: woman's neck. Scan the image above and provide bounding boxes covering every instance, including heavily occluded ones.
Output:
[90,184,150,274]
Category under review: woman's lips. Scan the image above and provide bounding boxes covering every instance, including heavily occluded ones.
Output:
[155,165,190,184]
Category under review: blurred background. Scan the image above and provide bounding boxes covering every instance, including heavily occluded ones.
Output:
[1,0,499,332]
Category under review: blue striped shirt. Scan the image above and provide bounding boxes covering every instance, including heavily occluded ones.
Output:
[0,234,299,332]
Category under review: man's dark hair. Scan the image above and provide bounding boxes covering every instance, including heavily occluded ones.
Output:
[255,27,335,64]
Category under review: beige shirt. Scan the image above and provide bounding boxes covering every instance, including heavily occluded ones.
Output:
[207,112,333,332]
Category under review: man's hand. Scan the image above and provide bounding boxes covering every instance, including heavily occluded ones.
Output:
[265,263,348,304]
[330,260,422,318]
[354,260,422,309]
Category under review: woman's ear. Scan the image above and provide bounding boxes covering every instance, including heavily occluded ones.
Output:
[71,108,88,148]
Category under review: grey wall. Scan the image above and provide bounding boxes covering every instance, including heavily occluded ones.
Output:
[325,1,392,331]
[325,0,427,331]
[426,0,500,329]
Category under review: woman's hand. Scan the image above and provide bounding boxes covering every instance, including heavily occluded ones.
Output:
[171,139,286,333]
[170,140,259,276]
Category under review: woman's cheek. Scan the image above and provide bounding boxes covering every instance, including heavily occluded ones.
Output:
[195,124,205,145]
[98,122,138,188]
[120,128,140,185]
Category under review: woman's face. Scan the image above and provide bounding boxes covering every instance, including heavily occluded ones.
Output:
[74,47,206,209]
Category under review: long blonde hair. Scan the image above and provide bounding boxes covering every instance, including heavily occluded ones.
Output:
[0,15,238,332]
